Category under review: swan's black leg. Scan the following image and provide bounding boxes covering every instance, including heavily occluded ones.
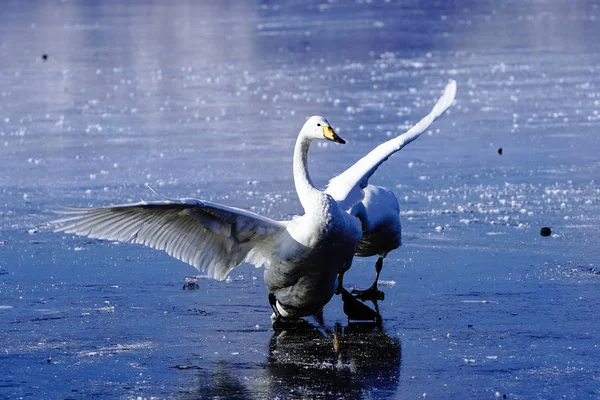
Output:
[372,298,381,315]
[352,256,386,301]
[373,256,384,292]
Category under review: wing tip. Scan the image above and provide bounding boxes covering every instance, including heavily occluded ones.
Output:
[445,79,457,101]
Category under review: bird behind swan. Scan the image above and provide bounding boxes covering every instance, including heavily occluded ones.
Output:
[326,80,457,301]
[349,185,401,301]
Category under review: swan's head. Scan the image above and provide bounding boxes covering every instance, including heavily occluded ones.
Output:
[302,116,345,144]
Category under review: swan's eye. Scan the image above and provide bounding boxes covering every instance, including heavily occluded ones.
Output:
[317,123,321,127]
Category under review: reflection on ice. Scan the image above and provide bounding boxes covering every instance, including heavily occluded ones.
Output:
[179,321,401,399]
[267,321,401,399]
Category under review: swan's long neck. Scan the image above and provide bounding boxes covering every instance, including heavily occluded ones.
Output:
[293,134,321,213]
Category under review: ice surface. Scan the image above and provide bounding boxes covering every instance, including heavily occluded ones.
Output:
[1,1,600,399]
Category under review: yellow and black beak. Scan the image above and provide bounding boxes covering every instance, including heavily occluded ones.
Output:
[322,125,346,144]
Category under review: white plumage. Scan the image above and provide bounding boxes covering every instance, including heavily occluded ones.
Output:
[326,80,456,209]
[54,80,456,321]
[54,200,284,281]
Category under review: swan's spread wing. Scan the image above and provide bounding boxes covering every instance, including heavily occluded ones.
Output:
[53,199,286,280]
[326,80,456,210]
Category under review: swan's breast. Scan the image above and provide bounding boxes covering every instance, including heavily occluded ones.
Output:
[278,194,360,257]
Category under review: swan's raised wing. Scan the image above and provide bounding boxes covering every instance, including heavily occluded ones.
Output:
[53,198,287,280]
[326,80,456,210]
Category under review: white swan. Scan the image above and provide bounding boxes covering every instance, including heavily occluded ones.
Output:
[326,80,457,300]
[54,80,456,323]
[348,185,401,301]
[54,116,362,322]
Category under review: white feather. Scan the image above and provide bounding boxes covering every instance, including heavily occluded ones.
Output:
[54,199,285,281]
[326,80,456,210]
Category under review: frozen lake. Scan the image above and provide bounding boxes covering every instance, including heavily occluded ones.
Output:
[1,1,599,398]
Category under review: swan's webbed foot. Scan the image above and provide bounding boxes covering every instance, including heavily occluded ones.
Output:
[269,293,307,330]
[352,256,385,301]
[351,285,385,302]
[340,287,381,322]
[272,317,312,332]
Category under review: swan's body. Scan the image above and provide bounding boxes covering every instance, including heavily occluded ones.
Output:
[55,116,360,320]
[266,194,360,317]
[347,185,402,300]
[262,128,361,317]
[326,80,457,300]
[352,186,401,258]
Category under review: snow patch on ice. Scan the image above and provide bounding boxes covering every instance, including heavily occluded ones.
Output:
[78,341,153,357]
[96,305,115,313]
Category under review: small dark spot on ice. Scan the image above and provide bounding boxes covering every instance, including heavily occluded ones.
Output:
[468,324,473,329]
[42,53,48,61]
[183,276,199,290]
[173,365,201,370]
[187,308,209,316]
[497,148,503,155]
[540,227,552,237]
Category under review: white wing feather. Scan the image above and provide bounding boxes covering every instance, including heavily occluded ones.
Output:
[326,80,457,210]
[53,198,286,280]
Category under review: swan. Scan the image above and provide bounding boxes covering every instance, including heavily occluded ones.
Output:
[54,116,362,323]
[53,80,456,324]
[348,185,401,301]
[326,80,457,301]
